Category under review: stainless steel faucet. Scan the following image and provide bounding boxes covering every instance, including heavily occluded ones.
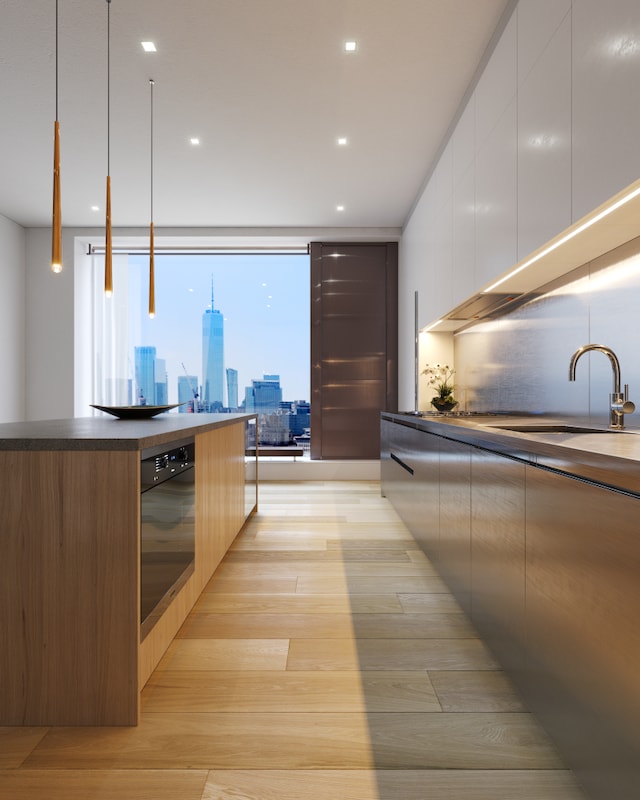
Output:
[568,344,635,429]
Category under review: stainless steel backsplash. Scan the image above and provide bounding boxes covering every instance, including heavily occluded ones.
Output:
[455,235,640,428]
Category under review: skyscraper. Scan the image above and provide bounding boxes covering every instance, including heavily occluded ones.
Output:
[226,368,238,410]
[202,280,224,409]
[155,358,168,405]
[135,346,156,405]
[244,374,283,413]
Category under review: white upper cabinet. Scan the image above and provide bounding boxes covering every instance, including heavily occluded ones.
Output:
[452,163,475,308]
[475,99,518,291]
[403,0,640,330]
[452,96,476,309]
[475,12,517,152]
[517,13,572,259]
[572,0,640,220]
[452,97,475,186]
[517,0,571,84]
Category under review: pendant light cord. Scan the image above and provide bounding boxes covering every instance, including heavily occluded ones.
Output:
[150,79,154,221]
[107,0,111,175]
[55,0,59,120]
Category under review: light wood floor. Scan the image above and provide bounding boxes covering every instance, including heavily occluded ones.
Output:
[0,481,587,799]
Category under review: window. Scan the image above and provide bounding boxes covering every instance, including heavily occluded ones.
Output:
[89,250,310,447]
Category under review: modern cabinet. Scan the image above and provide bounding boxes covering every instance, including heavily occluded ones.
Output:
[0,416,255,726]
[380,413,640,800]
[438,437,471,615]
[471,448,526,673]
[525,466,640,800]
[572,0,640,221]
[516,11,571,259]
[380,418,439,556]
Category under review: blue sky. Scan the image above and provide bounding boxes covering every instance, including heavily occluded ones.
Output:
[128,252,310,405]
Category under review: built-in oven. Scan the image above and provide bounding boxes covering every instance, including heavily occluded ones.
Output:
[140,438,195,641]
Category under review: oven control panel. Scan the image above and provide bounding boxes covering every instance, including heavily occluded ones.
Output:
[140,439,195,490]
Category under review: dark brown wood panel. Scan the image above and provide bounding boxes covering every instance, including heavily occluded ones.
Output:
[525,467,640,799]
[311,242,398,460]
[438,438,472,615]
[470,449,526,674]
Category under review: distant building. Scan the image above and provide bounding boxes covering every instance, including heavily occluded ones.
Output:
[155,358,168,405]
[244,374,283,413]
[226,368,238,410]
[290,400,310,437]
[202,281,224,407]
[178,374,198,412]
[135,346,156,405]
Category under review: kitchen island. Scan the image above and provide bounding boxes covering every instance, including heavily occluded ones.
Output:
[381,411,640,800]
[0,413,256,727]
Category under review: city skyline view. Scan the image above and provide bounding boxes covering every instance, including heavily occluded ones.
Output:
[127,252,310,407]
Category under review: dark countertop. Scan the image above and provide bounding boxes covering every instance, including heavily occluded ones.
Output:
[0,413,255,452]
[382,411,640,496]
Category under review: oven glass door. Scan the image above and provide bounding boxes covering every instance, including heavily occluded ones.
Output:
[140,465,195,640]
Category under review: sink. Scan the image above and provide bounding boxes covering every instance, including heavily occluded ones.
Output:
[488,424,617,434]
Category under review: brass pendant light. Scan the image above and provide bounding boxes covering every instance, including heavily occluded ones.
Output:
[104,0,113,297]
[51,0,62,274]
[148,78,155,318]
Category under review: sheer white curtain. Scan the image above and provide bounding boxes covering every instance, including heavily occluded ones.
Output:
[90,253,143,407]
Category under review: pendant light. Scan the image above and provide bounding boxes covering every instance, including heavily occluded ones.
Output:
[104,0,113,297]
[51,0,62,274]
[148,78,155,318]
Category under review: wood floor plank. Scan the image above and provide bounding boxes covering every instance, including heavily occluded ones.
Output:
[287,638,499,671]
[296,575,449,594]
[176,612,355,640]
[0,728,49,768]
[0,769,208,799]
[229,538,329,552]
[211,560,438,578]
[350,612,477,638]
[398,592,465,612]
[23,712,563,770]
[157,639,289,671]
[202,577,298,594]
[141,670,441,713]
[201,769,586,800]
[223,549,413,563]
[429,670,527,712]
[23,712,374,769]
[193,593,403,614]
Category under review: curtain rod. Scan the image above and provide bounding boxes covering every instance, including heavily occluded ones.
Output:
[88,245,310,255]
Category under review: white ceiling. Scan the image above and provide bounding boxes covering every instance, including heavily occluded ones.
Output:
[1,0,510,230]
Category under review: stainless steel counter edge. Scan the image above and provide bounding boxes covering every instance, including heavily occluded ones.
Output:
[382,412,640,496]
[0,413,257,451]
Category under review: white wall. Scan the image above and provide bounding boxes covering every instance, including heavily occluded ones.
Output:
[0,214,26,422]
[399,0,640,410]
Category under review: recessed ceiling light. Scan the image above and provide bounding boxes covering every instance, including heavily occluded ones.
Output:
[141,41,156,52]
[190,137,200,145]
[344,41,357,52]
[337,137,348,146]
[336,205,345,212]
[91,205,100,211]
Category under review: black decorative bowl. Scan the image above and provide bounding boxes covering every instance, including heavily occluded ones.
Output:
[431,399,458,413]
[90,403,184,419]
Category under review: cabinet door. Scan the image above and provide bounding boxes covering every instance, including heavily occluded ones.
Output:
[380,419,415,522]
[438,437,472,614]
[471,448,526,673]
[310,242,398,459]
[380,421,439,561]
[409,428,440,561]
[525,466,640,798]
